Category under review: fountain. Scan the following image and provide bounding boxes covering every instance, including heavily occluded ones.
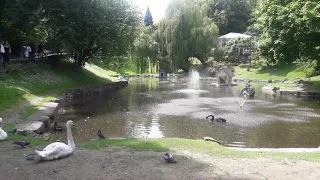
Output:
[188,69,200,90]
[219,75,249,108]
[175,69,208,95]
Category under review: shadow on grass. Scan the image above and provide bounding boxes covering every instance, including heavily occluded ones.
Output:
[0,60,113,117]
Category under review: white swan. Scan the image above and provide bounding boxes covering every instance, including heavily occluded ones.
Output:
[0,117,8,141]
[35,120,75,160]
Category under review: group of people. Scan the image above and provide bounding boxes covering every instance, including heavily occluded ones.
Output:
[0,40,46,73]
[23,42,45,61]
[0,40,11,68]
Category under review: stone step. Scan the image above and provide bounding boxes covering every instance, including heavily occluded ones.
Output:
[16,121,46,136]
[25,102,59,121]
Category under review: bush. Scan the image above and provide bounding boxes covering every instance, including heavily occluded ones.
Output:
[296,59,318,77]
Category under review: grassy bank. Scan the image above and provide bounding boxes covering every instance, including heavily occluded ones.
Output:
[80,138,320,162]
[0,61,116,116]
[233,64,320,92]
[234,64,309,80]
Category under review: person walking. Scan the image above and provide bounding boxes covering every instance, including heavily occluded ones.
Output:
[0,40,5,71]
[3,40,11,67]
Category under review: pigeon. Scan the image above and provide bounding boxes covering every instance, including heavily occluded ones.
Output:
[7,128,17,134]
[12,141,31,148]
[164,152,177,163]
[97,130,105,139]
[25,153,37,160]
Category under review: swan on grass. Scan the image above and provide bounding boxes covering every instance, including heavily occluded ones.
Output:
[35,120,75,160]
[0,117,8,141]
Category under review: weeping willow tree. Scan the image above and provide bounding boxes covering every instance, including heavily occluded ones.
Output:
[156,0,219,72]
[133,26,158,73]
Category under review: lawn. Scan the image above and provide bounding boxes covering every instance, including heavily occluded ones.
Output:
[81,138,320,162]
[234,64,308,80]
[0,61,115,115]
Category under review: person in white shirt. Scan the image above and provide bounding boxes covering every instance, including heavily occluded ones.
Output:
[0,40,5,62]
[23,45,31,58]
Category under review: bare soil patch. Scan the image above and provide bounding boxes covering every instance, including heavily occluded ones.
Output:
[1,142,320,180]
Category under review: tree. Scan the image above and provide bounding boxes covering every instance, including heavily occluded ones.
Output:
[207,0,251,35]
[133,26,158,73]
[144,6,153,26]
[41,0,140,67]
[254,0,320,65]
[155,0,219,71]
[0,0,43,56]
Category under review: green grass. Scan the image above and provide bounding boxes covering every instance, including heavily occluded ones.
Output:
[1,124,46,145]
[80,138,320,162]
[91,58,137,76]
[0,60,114,116]
[234,64,308,80]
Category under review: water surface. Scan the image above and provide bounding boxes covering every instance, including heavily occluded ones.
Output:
[55,78,320,148]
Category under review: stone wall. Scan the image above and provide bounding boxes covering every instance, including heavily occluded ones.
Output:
[60,81,128,107]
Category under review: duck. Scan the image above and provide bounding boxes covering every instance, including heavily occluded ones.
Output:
[0,117,8,141]
[54,122,63,131]
[13,141,31,148]
[164,152,177,163]
[35,120,75,160]
[7,128,17,134]
[206,115,227,123]
[97,130,105,139]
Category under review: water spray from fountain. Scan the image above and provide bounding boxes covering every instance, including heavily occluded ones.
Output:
[219,75,247,108]
[188,69,200,90]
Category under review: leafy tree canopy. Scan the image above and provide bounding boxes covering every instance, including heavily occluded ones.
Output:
[207,0,251,36]
[156,0,219,71]
[254,0,320,64]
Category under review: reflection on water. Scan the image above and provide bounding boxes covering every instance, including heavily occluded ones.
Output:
[54,78,320,148]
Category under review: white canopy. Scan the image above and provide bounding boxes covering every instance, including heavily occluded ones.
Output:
[219,32,252,39]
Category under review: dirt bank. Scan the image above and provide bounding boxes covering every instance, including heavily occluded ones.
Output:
[1,142,320,180]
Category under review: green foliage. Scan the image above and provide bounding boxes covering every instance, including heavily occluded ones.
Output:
[296,59,318,77]
[133,27,158,73]
[156,0,219,71]
[218,38,256,64]
[0,0,44,56]
[92,56,137,75]
[41,0,140,67]
[207,0,251,35]
[144,7,154,26]
[254,0,320,64]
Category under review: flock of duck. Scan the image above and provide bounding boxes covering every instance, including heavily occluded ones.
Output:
[0,117,178,163]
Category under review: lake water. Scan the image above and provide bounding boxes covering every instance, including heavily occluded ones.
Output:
[54,78,320,148]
